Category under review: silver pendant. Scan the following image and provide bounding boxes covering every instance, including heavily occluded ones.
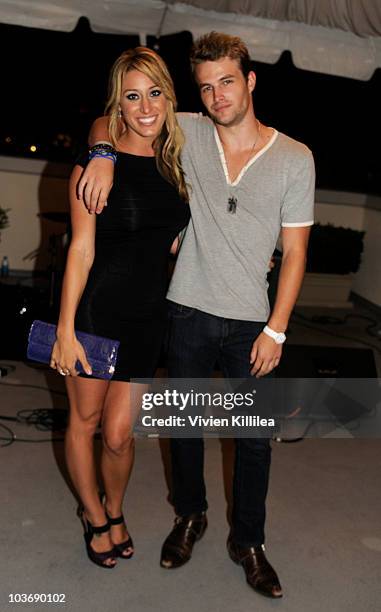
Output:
[228,196,237,214]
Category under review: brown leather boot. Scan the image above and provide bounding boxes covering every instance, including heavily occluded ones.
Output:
[227,537,282,598]
[160,513,207,569]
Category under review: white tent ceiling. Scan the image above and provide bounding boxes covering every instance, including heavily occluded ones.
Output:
[0,0,380,80]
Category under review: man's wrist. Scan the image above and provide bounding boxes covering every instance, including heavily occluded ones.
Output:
[263,325,286,344]
[267,317,287,333]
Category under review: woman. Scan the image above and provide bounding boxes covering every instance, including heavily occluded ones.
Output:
[51,48,190,568]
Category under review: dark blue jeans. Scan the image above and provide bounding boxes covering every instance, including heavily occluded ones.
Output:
[166,301,272,547]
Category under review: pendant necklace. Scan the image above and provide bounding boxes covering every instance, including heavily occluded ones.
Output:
[227,120,261,215]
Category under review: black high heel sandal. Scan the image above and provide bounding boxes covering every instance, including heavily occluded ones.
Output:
[78,507,117,569]
[105,511,134,559]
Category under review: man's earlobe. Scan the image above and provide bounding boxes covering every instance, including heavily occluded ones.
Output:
[247,71,256,93]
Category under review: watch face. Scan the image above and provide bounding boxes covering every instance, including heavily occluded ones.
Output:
[275,333,286,344]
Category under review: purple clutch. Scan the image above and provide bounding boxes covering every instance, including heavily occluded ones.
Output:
[27,320,120,380]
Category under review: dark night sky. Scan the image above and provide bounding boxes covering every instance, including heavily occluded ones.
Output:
[1,17,380,196]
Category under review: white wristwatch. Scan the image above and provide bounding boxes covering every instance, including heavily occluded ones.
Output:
[263,325,286,344]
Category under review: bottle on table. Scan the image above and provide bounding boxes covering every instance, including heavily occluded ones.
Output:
[1,255,9,277]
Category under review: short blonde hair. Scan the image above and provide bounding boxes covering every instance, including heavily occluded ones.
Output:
[191,32,252,79]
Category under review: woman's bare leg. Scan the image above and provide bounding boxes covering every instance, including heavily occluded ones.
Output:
[101,381,143,554]
[65,376,115,565]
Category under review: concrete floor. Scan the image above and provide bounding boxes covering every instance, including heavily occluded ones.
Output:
[1,305,381,612]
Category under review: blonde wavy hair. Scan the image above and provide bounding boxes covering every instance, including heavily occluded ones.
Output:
[105,47,188,202]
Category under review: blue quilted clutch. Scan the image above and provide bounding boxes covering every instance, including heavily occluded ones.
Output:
[27,320,120,380]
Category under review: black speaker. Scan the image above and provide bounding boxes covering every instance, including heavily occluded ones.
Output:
[277,345,378,378]
[0,281,52,359]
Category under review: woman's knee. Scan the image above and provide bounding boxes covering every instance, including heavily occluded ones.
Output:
[67,407,102,437]
[103,429,135,456]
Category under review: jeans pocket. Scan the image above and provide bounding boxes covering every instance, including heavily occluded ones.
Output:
[168,301,195,320]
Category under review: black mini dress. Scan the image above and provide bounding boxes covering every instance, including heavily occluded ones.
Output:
[75,152,190,381]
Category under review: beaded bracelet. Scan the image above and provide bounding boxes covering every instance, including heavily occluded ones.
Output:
[89,142,115,153]
[88,143,117,164]
[88,150,117,163]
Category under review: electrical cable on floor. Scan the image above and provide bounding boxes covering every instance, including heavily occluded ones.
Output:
[0,410,105,447]
[0,431,103,446]
[0,381,67,395]
[0,408,68,446]
[0,365,69,445]
[16,408,68,431]
[341,313,381,338]
[0,434,65,446]
[0,423,15,447]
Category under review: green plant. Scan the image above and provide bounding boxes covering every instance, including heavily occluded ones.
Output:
[306,223,365,274]
[0,207,10,231]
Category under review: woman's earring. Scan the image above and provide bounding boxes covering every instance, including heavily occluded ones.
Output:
[117,108,122,118]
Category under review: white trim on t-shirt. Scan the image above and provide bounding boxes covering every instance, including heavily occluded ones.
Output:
[214,127,279,187]
[282,221,314,227]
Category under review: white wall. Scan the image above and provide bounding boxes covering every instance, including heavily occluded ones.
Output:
[0,158,380,307]
[0,156,70,272]
[352,207,381,306]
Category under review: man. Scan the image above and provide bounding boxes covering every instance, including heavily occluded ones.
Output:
[78,32,315,599]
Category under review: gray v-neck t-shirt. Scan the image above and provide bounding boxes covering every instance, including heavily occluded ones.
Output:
[167,113,315,321]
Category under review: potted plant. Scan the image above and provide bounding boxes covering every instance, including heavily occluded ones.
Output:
[0,206,10,239]
[297,223,365,307]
